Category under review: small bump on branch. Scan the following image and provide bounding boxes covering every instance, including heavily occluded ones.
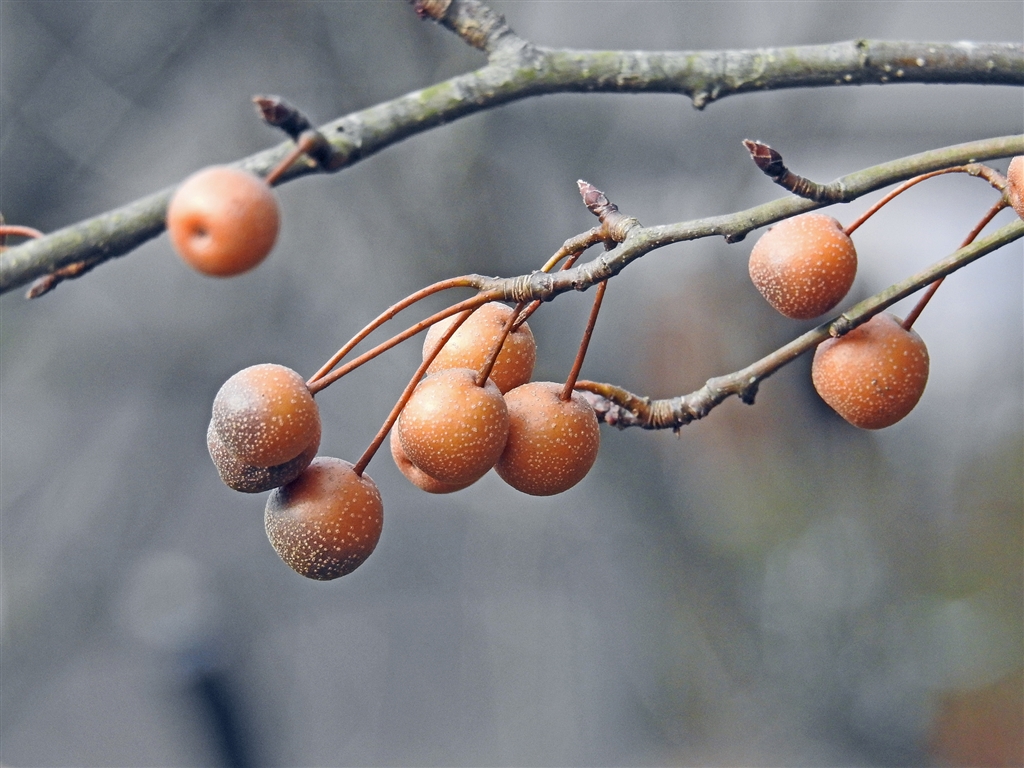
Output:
[254,96,344,177]
[577,181,640,242]
[410,0,526,60]
[743,139,846,203]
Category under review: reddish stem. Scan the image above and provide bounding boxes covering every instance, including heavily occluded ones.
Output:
[352,308,474,477]
[264,132,321,186]
[0,224,45,242]
[901,198,1008,330]
[561,280,608,402]
[473,301,525,388]
[309,276,477,385]
[844,165,1002,236]
[308,290,502,395]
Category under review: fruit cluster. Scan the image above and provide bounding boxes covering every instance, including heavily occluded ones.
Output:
[189,148,1020,581]
[208,300,602,581]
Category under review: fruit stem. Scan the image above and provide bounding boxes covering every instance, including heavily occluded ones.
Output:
[474,301,525,388]
[901,197,1008,330]
[264,131,321,187]
[0,224,45,244]
[561,279,608,402]
[308,289,502,395]
[352,308,474,477]
[844,165,1002,236]
[309,276,479,386]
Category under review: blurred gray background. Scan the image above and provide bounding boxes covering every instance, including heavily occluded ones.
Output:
[1,2,1021,766]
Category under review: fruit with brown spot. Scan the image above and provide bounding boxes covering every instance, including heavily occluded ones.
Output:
[424,302,536,394]
[211,363,320,467]
[749,212,858,319]
[397,368,509,485]
[265,457,383,580]
[167,166,280,276]
[811,312,929,429]
[496,381,601,496]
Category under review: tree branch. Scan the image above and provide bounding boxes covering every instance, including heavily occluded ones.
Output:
[1,15,1020,297]
[463,135,1023,302]
[574,218,1024,430]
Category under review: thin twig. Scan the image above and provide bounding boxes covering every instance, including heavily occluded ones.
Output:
[576,218,1024,430]
[1,26,1018,296]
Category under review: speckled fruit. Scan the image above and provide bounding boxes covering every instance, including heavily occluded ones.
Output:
[208,418,319,493]
[496,381,601,496]
[811,312,929,429]
[397,368,509,485]
[212,363,320,467]
[749,212,857,319]
[1007,156,1024,220]
[389,429,475,494]
[265,457,383,580]
[424,302,536,394]
[167,166,280,276]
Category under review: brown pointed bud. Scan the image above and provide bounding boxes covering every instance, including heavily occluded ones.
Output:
[743,139,786,178]
[253,96,312,140]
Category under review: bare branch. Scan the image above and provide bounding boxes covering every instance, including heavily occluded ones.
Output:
[1,32,1020,296]
[575,218,1024,431]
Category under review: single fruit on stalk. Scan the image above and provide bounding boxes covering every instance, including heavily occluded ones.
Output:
[167,165,280,276]
[211,363,320,467]
[265,457,384,580]
[1007,156,1024,220]
[389,429,475,494]
[749,212,858,319]
[208,419,319,493]
[811,312,930,429]
[397,368,509,485]
[423,302,536,394]
[496,381,601,496]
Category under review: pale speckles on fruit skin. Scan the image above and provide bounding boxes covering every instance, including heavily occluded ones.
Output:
[389,429,475,494]
[265,457,384,581]
[207,419,320,494]
[811,312,930,430]
[424,302,537,394]
[1007,156,1024,220]
[749,212,858,320]
[496,381,600,496]
[212,364,320,468]
[398,368,510,485]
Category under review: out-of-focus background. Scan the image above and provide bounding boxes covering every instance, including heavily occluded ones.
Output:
[1,2,1021,766]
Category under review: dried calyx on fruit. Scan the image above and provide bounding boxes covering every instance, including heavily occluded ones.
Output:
[166,165,280,277]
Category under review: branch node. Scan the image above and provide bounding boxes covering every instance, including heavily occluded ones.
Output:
[255,96,344,177]
[25,259,94,299]
[411,0,525,60]
[742,139,845,203]
[577,180,640,241]
[254,95,312,140]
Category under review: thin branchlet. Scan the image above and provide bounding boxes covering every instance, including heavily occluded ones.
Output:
[576,218,1024,431]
